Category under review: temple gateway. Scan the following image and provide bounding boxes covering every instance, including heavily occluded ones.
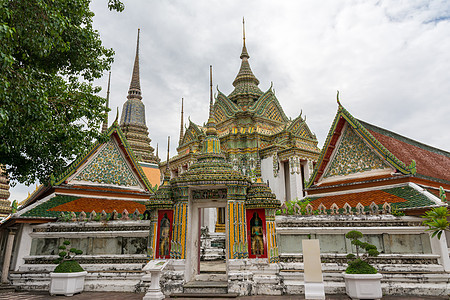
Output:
[0,25,449,298]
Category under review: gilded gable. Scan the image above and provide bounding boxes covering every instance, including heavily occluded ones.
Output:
[73,140,140,187]
[323,125,390,179]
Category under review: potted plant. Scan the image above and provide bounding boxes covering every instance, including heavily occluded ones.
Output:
[342,230,382,300]
[49,240,87,296]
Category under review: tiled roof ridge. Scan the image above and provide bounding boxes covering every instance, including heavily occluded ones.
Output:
[358,119,450,158]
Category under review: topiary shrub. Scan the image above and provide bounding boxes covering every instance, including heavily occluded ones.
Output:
[54,260,84,273]
[53,240,84,273]
[345,230,379,274]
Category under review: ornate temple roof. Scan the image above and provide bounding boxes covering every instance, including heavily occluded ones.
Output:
[228,20,263,106]
[120,29,159,164]
[307,96,450,202]
[0,165,11,217]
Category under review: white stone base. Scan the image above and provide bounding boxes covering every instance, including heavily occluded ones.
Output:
[49,271,87,296]
[343,273,382,300]
[143,288,165,300]
[304,282,325,299]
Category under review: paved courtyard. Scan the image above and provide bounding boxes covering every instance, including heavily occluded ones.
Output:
[0,291,447,300]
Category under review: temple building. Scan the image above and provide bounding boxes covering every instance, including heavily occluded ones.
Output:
[163,23,320,234]
[305,96,450,213]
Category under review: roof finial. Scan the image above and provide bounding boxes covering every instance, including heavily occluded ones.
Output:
[127,29,142,100]
[240,18,249,59]
[101,71,111,133]
[162,136,171,182]
[243,17,246,47]
[114,107,119,124]
[166,136,170,165]
[156,143,159,159]
[179,98,184,145]
[337,90,341,105]
[209,65,213,118]
[206,65,217,136]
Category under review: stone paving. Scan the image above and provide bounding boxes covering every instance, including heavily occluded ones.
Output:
[0,291,448,300]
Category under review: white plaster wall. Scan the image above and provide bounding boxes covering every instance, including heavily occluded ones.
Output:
[12,224,33,271]
[261,156,285,203]
[289,171,303,201]
[429,233,450,272]
[202,207,216,233]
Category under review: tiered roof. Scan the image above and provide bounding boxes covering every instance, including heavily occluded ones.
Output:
[14,120,154,221]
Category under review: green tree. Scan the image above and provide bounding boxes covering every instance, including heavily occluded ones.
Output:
[422,187,449,239]
[0,0,123,185]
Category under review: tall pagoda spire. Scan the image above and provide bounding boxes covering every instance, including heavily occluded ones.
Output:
[128,28,142,100]
[179,98,184,145]
[120,29,158,164]
[228,18,262,106]
[101,71,111,133]
[165,136,170,177]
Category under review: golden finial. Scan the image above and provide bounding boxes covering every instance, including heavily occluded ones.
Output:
[243,17,246,47]
[337,90,341,105]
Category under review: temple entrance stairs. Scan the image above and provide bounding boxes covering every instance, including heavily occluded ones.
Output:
[170,261,238,298]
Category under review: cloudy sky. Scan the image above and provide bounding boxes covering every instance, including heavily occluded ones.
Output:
[10,0,450,201]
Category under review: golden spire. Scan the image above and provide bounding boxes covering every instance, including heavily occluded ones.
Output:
[101,71,111,133]
[243,17,246,48]
[156,143,159,159]
[240,17,249,59]
[179,98,184,145]
[206,65,217,136]
[166,136,170,173]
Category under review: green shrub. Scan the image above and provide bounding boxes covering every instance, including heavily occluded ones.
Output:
[53,240,84,273]
[345,230,379,274]
[346,259,377,274]
[54,260,84,273]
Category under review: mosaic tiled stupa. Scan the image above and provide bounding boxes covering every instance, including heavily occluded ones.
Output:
[0,165,11,218]
[120,29,159,165]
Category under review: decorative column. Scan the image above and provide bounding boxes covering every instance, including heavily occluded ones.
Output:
[1,227,16,284]
[265,209,279,263]
[147,209,158,260]
[226,185,248,259]
[171,200,188,259]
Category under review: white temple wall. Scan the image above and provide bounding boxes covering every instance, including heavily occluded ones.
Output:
[12,224,33,271]
[201,208,216,233]
[261,156,286,203]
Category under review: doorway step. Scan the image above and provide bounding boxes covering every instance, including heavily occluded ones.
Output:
[169,280,238,298]
[0,284,15,293]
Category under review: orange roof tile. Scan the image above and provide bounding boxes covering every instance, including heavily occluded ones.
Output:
[49,198,146,214]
